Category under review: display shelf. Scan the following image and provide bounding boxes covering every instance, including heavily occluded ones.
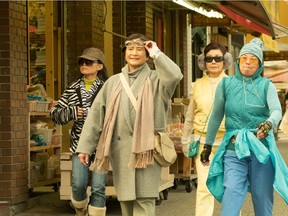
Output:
[28,110,62,191]
[30,177,60,189]
[30,144,61,152]
[30,111,50,116]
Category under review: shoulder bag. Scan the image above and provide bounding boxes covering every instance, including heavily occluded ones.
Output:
[188,106,212,158]
[119,73,177,167]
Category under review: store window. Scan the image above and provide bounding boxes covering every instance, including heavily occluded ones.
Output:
[28,1,63,99]
[28,1,46,87]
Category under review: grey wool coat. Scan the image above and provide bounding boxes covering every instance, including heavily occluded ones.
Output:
[76,53,182,201]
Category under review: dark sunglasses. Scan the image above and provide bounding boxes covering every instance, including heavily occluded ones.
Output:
[205,56,224,63]
[78,58,96,66]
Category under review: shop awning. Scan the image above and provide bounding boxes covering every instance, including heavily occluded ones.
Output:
[192,0,288,39]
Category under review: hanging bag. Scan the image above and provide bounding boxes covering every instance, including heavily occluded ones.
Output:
[120,74,177,167]
[188,106,212,158]
[154,131,177,167]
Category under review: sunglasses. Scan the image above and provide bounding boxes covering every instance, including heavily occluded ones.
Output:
[78,58,96,66]
[125,40,145,48]
[239,56,259,65]
[205,56,224,63]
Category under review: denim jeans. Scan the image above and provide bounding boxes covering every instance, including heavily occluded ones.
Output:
[71,153,107,207]
[221,151,274,216]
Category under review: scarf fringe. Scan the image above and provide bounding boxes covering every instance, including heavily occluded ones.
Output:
[89,159,96,171]
[89,157,109,174]
[128,150,154,169]
[98,157,110,173]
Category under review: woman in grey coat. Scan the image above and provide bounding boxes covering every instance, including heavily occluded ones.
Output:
[76,33,182,216]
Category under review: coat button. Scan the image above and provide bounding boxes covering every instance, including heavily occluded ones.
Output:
[116,136,121,140]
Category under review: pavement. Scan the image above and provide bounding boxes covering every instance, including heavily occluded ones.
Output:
[13,132,288,216]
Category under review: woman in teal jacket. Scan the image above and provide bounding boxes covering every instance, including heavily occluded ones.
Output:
[201,38,288,216]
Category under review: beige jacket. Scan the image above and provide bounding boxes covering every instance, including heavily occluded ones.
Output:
[182,71,226,146]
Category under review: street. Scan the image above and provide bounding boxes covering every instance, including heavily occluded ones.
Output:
[15,132,288,216]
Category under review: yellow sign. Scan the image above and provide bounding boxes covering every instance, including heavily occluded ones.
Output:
[261,34,279,53]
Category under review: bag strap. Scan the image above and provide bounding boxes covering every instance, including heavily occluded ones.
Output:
[75,87,83,107]
[119,73,137,110]
[198,105,213,141]
[89,82,103,104]
[222,77,227,101]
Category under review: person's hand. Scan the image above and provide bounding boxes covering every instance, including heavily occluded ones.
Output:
[181,143,189,158]
[77,107,84,119]
[200,144,212,166]
[256,120,272,139]
[78,153,89,166]
[144,41,161,59]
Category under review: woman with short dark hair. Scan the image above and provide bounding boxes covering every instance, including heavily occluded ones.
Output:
[181,42,233,216]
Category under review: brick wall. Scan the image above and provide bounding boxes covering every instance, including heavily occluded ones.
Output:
[112,1,125,75]
[65,1,105,85]
[112,1,154,75]
[126,1,148,36]
[0,1,29,205]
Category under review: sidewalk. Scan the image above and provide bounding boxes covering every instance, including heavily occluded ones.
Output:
[14,132,288,216]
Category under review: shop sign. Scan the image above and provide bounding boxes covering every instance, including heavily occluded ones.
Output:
[190,13,231,27]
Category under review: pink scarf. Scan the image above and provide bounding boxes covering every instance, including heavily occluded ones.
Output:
[92,76,154,172]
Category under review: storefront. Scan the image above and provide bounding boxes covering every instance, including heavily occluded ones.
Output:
[1,1,188,210]
[1,1,286,213]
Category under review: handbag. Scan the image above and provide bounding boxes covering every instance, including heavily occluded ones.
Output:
[188,139,200,158]
[120,74,177,167]
[188,106,212,158]
[154,132,177,167]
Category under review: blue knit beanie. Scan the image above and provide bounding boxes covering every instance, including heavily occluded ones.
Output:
[239,38,264,64]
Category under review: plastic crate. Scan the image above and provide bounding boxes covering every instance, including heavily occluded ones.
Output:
[29,100,51,112]
[36,101,50,112]
[28,101,38,112]
[36,128,53,145]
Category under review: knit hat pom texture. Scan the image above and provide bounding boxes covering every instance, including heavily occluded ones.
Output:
[239,38,264,64]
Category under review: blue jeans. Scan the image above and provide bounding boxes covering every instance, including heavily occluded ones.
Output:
[221,151,274,216]
[71,153,107,207]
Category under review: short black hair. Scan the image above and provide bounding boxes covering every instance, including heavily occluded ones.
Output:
[96,59,109,81]
[204,42,227,56]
